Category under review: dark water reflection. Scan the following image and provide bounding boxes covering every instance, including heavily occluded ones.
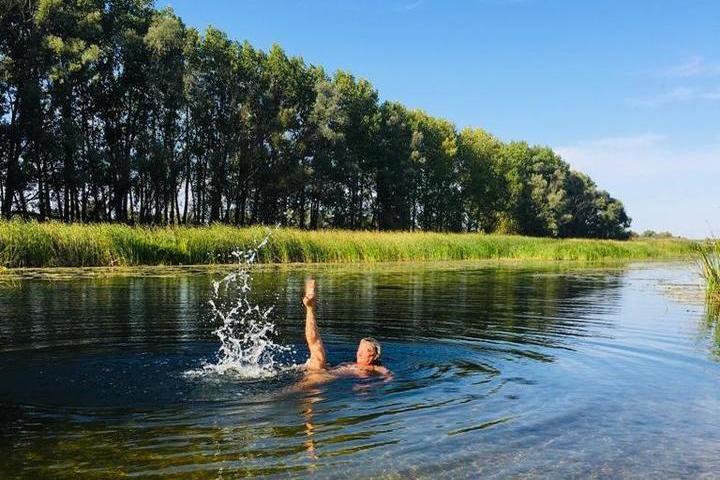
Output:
[1,262,719,478]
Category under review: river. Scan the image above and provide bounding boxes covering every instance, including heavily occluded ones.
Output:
[0,261,718,478]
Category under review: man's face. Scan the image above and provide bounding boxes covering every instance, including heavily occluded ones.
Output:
[356,340,377,366]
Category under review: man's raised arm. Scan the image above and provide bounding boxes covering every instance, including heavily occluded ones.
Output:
[303,278,327,370]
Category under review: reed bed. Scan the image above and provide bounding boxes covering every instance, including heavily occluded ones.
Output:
[701,244,720,357]
[0,220,696,268]
[698,240,720,301]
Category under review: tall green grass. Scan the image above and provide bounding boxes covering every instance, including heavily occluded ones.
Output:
[0,220,697,268]
[700,244,720,357]
[698,240,720,301]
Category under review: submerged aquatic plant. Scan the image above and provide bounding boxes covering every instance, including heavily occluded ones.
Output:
[702,293,720,359]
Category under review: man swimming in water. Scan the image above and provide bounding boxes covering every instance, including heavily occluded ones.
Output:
[301,278,392,381]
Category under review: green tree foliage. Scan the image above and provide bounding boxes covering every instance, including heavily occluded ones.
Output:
[410,110,462,231]
[0,0,632,239]
[457,128,503,232]
[143,7,186,224]
[375,102,414,230]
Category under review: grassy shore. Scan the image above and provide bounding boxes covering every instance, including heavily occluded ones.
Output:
[0,220,697,268]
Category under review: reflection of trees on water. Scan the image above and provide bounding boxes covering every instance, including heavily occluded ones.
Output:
[0,266,626,360]
[267,266,626,360]
[0,276,210,351]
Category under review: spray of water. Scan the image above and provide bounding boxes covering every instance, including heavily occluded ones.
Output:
[187,233,293,379]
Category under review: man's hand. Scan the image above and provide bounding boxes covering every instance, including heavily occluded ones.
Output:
[303,278,316,309]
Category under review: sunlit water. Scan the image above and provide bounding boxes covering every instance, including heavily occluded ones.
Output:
[1,262,719,479]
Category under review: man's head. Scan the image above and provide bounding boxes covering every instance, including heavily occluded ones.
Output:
[356,337,382,366]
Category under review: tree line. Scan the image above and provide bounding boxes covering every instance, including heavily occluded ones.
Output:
[0,0,631,238]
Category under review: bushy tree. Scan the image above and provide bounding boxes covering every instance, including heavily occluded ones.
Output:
[457,128,503,232]
[375,102,414,230]
[409,110,462,231]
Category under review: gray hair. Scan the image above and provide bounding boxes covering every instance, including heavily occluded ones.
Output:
[361,337,382,359]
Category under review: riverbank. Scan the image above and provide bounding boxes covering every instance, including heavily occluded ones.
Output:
[0,221,696,268]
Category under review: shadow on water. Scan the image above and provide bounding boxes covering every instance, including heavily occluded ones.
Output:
[1,262,720,478]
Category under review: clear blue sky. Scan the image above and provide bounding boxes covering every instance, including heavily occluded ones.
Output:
[160,0,719,238]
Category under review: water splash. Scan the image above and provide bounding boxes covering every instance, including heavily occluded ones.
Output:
[187,233,293,379]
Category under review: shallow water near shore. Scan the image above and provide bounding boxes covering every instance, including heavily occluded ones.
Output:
[1,261,718,478]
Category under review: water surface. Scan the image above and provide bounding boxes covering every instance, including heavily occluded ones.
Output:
[1,262,718,478]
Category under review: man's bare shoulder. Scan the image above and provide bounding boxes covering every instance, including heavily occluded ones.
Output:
[293,362,393,392]
[328,362,357,375]
[330,363,391,377]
